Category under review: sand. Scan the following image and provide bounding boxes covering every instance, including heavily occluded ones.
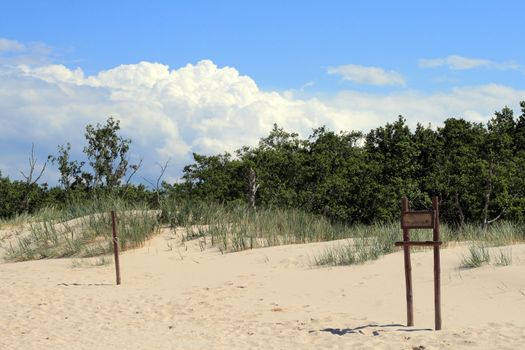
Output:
[1,228,525,349]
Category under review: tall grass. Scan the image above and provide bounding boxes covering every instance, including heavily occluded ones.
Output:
[161,200,353,253]
[5,196,160,261]
[460,244,515,268]
[446,221,525,245]
[160,200,525,266]
[4,196,525,267]
[452,222,523,269]
[313,222,399,266]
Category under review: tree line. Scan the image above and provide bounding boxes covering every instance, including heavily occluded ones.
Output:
[1,101,524,228]
[173,101,525,227]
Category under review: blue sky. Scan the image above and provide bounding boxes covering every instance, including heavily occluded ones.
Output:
[3,1,524,91]
[1,1,524,184]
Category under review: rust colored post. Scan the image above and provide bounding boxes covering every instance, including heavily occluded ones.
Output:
[432,197,441,330]
[401,197,413,326]
[111,210,121,285]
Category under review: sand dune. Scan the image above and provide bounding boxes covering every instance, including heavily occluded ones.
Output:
[1,228,525,349]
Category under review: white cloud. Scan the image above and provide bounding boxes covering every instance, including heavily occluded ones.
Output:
[0,60,351,183]
[0,38,25,52]
[327,84,525,129]
[327,64,406,86]
[419,55,521,71]
[1,58,523,185]
[18,64,85,84]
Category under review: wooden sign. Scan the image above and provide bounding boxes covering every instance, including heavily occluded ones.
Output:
[401,211,435,229]
[396,197,441,331]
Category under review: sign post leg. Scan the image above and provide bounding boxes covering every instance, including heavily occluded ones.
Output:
[401,197,414,326]
[432,197,441,330]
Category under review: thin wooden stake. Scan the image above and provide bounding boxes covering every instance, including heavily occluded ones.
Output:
[432,196,442,330]
[401,197,414,327]
[111,210,121,285]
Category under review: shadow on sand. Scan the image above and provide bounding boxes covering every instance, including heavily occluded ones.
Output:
[320,323,433,336]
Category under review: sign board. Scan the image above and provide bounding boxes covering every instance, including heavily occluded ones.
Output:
[398,197,442,331]
[401,210,435,229]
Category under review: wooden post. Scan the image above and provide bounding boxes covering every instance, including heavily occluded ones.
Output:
[398,197,442,330]
[401,197,414,326]
[111,210,121,285]
[432,197,442,330]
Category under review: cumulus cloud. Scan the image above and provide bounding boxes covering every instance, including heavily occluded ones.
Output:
[1,58,523,185]
[419,55,521,71]
[327,64,406,86]
[0,60,354,183]
[18,64,85,84]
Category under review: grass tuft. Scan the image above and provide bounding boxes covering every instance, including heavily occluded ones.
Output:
[495,248,513,266]
[460,243,491,268]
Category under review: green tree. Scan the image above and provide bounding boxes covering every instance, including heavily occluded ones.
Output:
[180,152,246,203]
[0,172,23,218]
[239,124,309,208]
[302,127,367,222]
[83,117,141,190]
[436,119,486,227]
[50,142,86,191]
[364,116,422,220]
[413,123,442,200]
[480,106,516,228]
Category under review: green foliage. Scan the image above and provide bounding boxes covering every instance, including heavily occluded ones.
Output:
[83,117,140,189]
[240,124,310,208]
[172,102,525,227]
[180,153,246,203]
[49,142,86,191]
[0,171,51,219]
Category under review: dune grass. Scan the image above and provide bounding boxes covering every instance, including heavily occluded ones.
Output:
[312,222,401,266]
[4,196,160,262]
[3,197,524,267]
[495,248,513,266]
[460,244,515,268]
[314,221,525,267]
[160,200,525,267]
[161,200,353,253]
[460,243,492,268]
[455,222,524,269]
[460,244,517,270]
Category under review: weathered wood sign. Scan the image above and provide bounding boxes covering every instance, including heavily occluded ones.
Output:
[395,197,442,331]
[401,211,434,229]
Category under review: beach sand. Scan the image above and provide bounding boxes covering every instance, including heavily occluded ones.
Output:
[1,228,525,349]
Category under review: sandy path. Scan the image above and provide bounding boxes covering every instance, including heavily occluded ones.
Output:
[1,229,525,349]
